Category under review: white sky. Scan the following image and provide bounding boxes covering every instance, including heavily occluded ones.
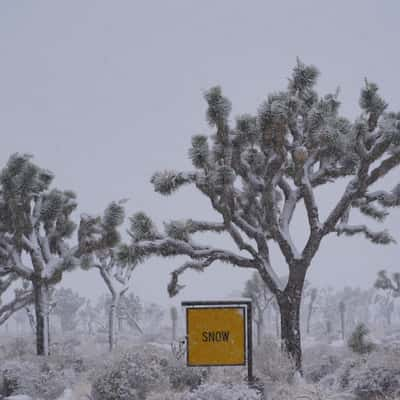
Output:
[0,1,399,307]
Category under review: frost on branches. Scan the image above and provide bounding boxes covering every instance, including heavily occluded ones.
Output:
[0,154,123,355]
[78,200,140,351]
[127,59,400,372]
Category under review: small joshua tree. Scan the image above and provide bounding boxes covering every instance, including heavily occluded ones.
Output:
[243,271,274,345]
[375,270,400,297]
[170,306,178,341]
[53,287,85,332]
[129,60,400,372]
[78,201,139,351]
[305,286,318,335]
[339,300,346,340]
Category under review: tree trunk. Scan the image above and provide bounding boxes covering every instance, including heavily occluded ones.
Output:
[33,280,50,356]
[108,294,119,351]
[172,319,177,341]
[278,293,302,373]
[274,305,280,338]
[340,308,345,340]
[306,296,316,335]
[256,321,262,346]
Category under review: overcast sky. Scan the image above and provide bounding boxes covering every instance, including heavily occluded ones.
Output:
[0,1,399,307]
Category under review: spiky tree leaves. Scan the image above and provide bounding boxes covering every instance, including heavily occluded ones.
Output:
[0,154,84,355]
[129,60,400,372]
[53,288,85,332]
[243,272,274,345]
[78,201,139,351]
[375,270,400,297]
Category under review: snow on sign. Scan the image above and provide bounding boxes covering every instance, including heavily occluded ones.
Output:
[182,300,252,372]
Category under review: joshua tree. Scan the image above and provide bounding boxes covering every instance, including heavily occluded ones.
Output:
[243,271,274,345]
[0,154,82,355]
[78,201,139,351]
[118,292,143,334]
[170,306,178,341]
[339,300,346,340]
[375,270,400,296]
[129,60,400,372]
[0,154,122,355]
[78,300,97,335]
[53,287,85,332]
[306,287,318,335]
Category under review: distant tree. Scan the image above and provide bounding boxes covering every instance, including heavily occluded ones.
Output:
[53,288,85,332]
[374,291,395,327]
[78,201,139,351]
[375,270,400,296]
[13,309,26,334]
[305,287,318,335]
[128,61,400,371]
[118,292,143,334]
[243,271,274,345]
[141,302,164,336]
[170,306,178,341]
[78,300,97,335]
[339,300,346,340]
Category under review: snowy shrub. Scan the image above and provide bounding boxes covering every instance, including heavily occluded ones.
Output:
[3,338,35,359]
[253,335,296,383]
[0,360,67,400]
[337,350,400,399]
[304,344,350,383]
[207,366,246,386]
[180,383,262,400]
[168,365,207,391]
[146,391,182,400]
[90,345,170,400]
[268,382,356,400]
[347,323,375,355]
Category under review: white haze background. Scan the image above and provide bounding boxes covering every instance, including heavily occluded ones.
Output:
[0,1,399,308]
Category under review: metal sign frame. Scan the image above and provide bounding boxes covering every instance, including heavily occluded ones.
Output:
[182,300,253,383]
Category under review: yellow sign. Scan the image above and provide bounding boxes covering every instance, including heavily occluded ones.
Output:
[186,307,246,366]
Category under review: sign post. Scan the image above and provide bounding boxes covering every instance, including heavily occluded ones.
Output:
[182,300,253,384]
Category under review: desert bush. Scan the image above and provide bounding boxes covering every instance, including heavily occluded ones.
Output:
[90,345,170,400]
[0,360,68,400]
[304,344,350,383]
[347,323,375,355]
[146,391,182,400]
[207,366,246,386]
[339,350,400,400]
[253,335,296,384]
[168,365,207,391]
[2,337,35,359]
[180,383,262,400]
[268,382,356,400]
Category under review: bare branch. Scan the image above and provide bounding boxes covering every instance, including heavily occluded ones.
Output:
[0,290,33,326]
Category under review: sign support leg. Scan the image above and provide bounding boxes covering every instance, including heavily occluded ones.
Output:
[247,302,253,385]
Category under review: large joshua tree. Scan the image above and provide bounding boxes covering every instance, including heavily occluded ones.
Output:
[129,60,400,372]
